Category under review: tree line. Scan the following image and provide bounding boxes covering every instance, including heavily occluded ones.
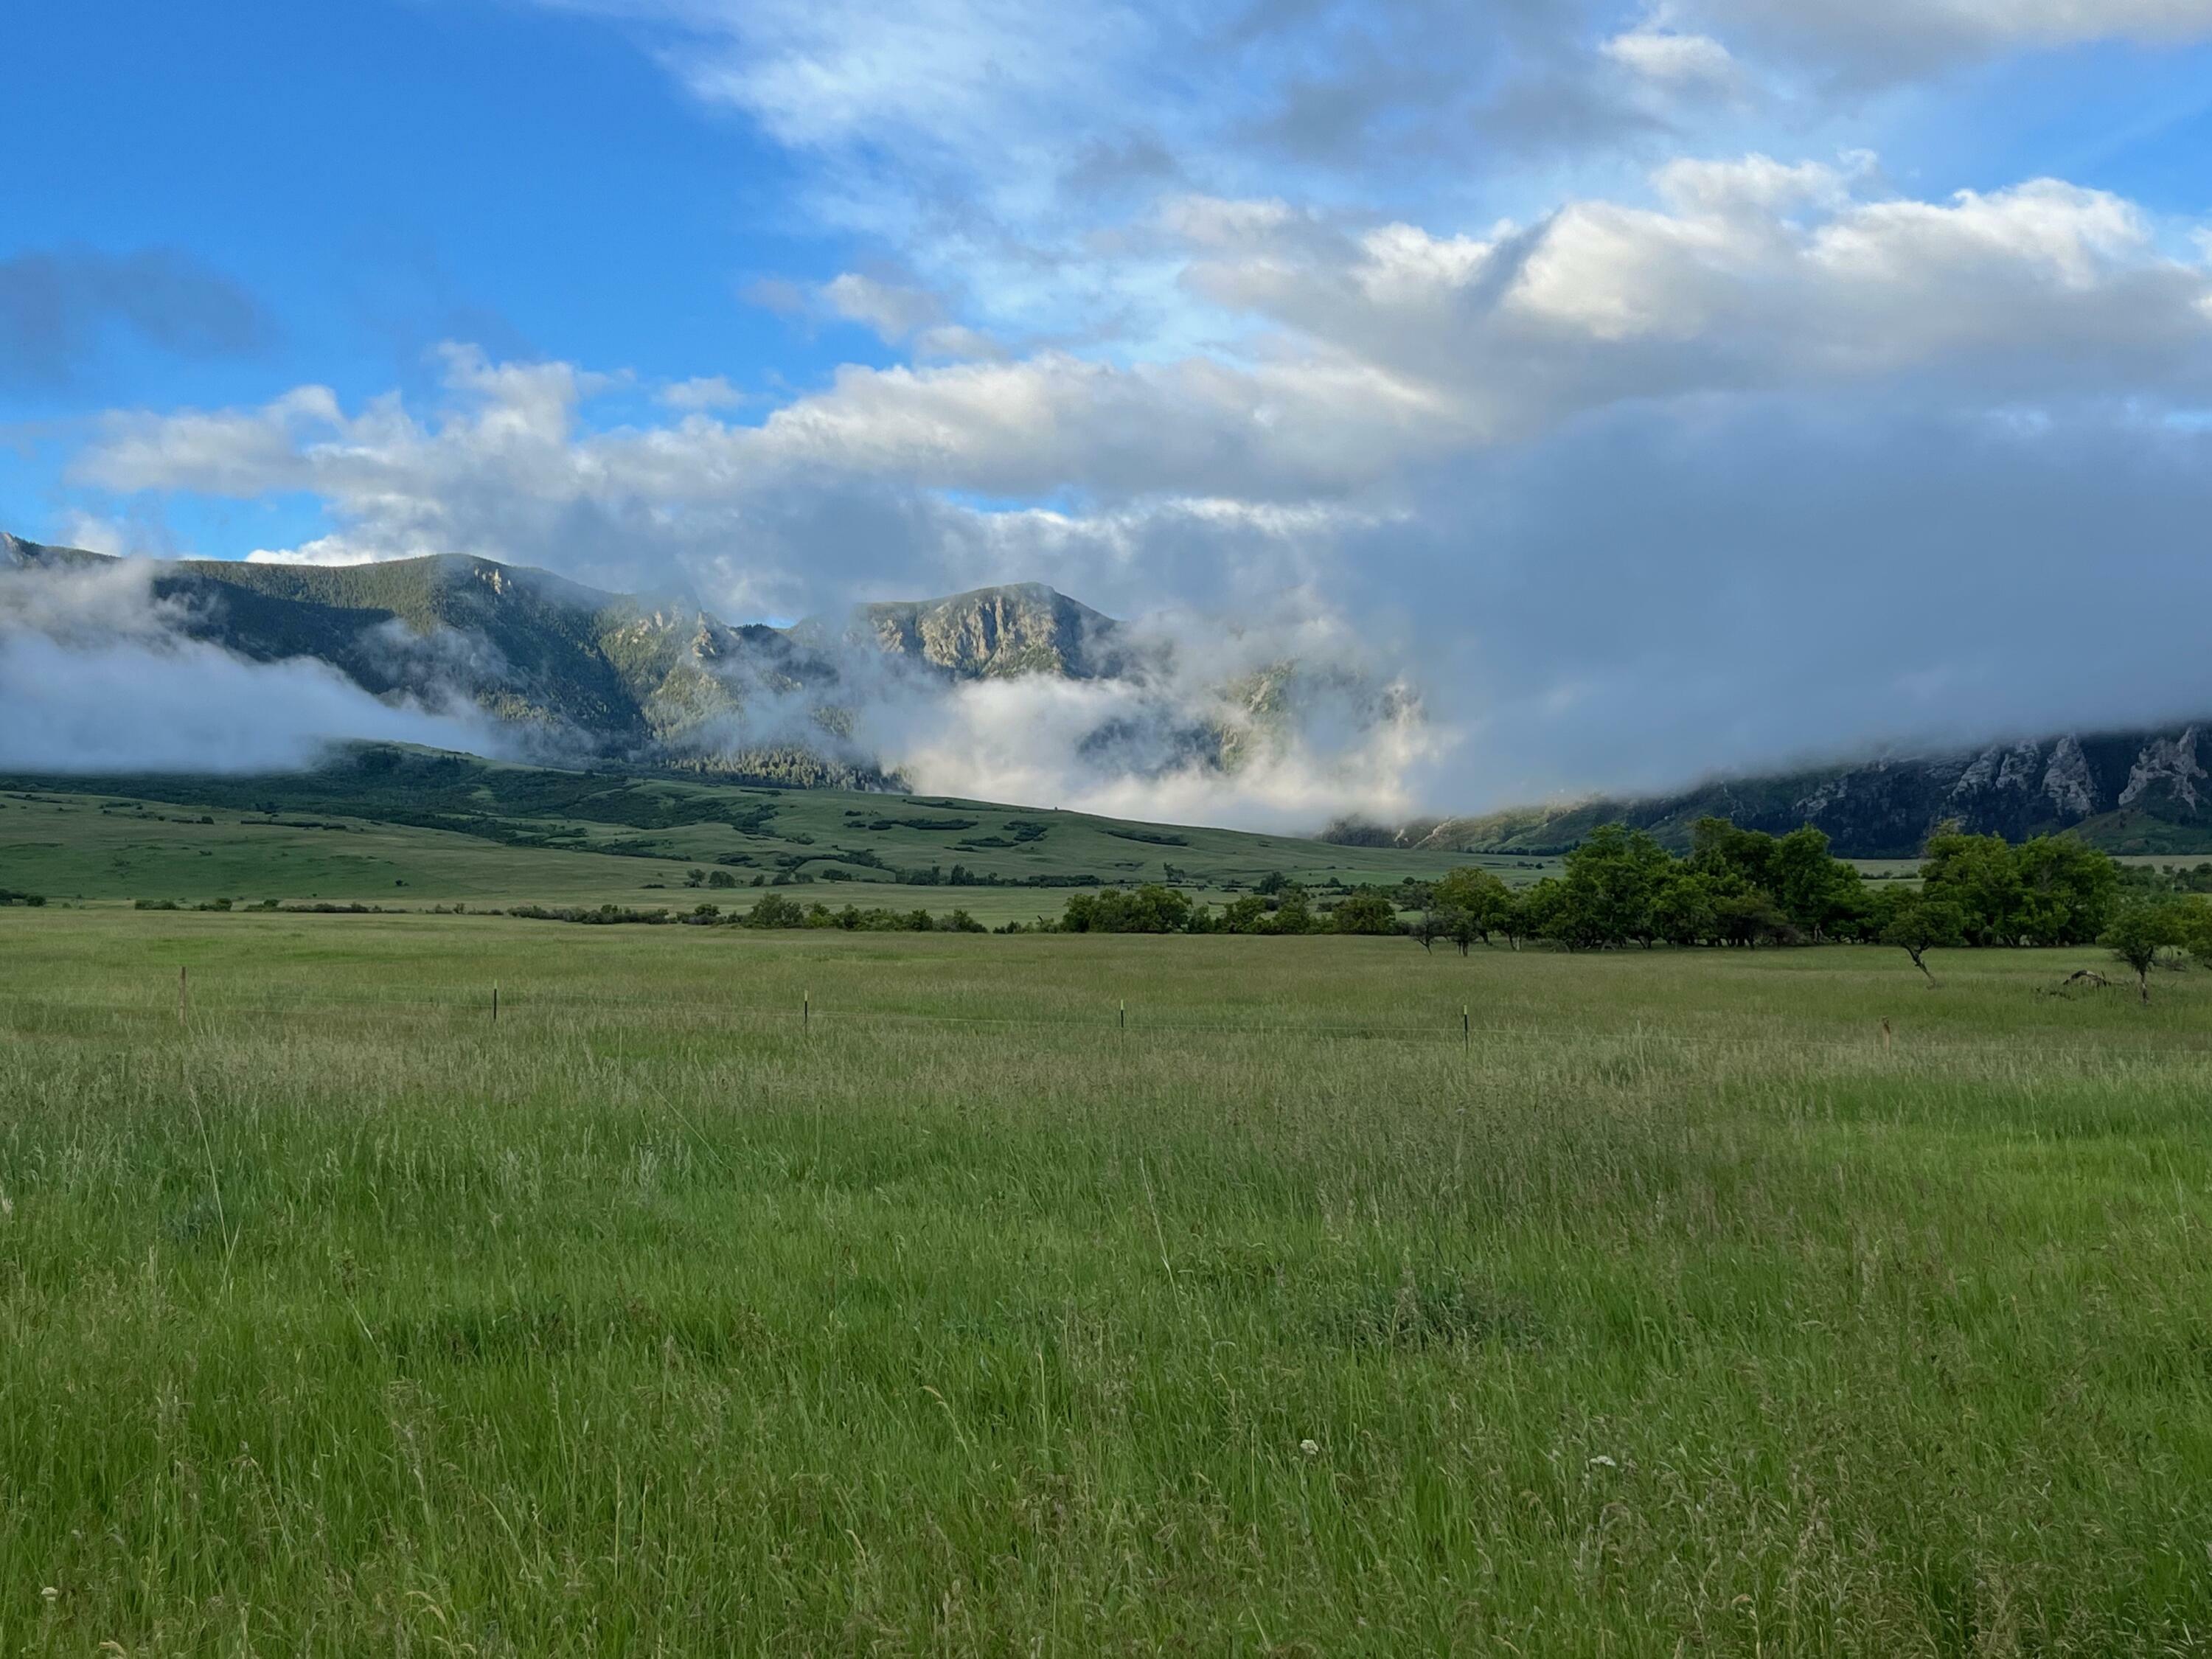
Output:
[1046,877,1398,936]
[1427,822,2212,997]
[1415,820,2127,955]
[1032,816,2212,995]
[507,896,992,933]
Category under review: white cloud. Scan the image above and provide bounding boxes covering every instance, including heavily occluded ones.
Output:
[529,0,2212,380]
[911,324,1010,362]
[52,511,135,557]
[1649,153,1860,217]
[820,272,945,341]
[1175,165,2212,442]
[1160,195,1301,248]
[28,0,2212,829]
[636,0,1146,157]
[0,559,495,773]
[851,598,1439,831]
[532,0,1739,357]
[0,635,488,773]
[882,669,1436,834]
[751,274,1009,360]
[1601,28,1742,92]
[80,164,2212,532]
[658,375,744,411]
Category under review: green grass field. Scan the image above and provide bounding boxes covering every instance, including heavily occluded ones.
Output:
[0,753,1510,922]
[4,909,2211,1652]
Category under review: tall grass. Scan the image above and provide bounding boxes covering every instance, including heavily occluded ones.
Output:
[3,912,2209,1653]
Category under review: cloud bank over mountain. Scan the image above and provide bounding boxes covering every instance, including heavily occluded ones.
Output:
[0,557,496,774]
[0,538,1427,832]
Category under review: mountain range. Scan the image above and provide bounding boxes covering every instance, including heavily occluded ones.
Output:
[1,531,1135,788]
[10,530,2212,855]
[1331,728,2212,858]
[3,530,1419,804]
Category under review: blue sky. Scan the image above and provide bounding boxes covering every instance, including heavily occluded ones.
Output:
[9,0,2212,811]
[2,0,869,552]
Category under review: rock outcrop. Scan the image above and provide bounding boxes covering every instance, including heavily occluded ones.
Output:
[844,584,1121,680]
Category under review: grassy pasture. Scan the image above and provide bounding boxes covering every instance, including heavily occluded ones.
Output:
[4,911,2211,1653]
[0,757,1496,917]
[0,788,707,906]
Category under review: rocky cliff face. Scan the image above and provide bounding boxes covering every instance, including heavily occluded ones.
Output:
[1355,726,2212,858]
[845,584,1121,680]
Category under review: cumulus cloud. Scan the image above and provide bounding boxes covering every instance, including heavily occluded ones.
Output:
[72,341,1442,598]
[532,0,1729,358]
[1178,166,2212,436]
[821,272,946,340]
[657,375,745,411]
[0,560,496,773]
[1601,28,1742,92]
[77,164,2212,517]
[526,0,2212,374]
[751,272,1005,361]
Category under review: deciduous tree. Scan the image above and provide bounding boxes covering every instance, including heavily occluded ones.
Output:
[1877,887,1966,984]
[2101,900,2183,1004]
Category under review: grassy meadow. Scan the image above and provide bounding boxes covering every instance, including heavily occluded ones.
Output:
[0,754,1500,922]
[4,908,2212,1652]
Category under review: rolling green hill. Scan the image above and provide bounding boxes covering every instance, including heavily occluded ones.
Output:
[0,743,1492,917]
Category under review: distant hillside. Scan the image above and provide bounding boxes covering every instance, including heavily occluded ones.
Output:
[0,741,1472,908]
[1334,728,2212,858]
